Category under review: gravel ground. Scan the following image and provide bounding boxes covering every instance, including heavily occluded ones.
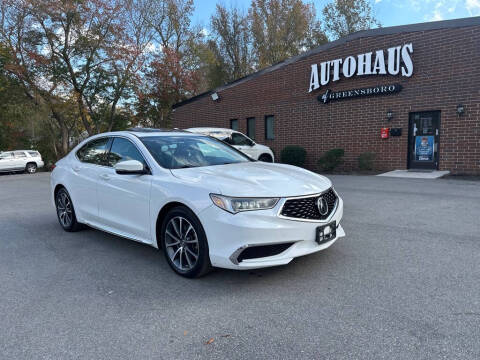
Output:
[0,172,479,359]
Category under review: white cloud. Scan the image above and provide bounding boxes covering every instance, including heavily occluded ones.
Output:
[466,0,480,14]
[424,0,470,21]
[409,0,422,12]
[430,9,444,20]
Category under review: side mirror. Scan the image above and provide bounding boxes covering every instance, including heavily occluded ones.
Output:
[115,160,148,175]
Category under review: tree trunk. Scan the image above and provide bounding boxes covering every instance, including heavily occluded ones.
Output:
[50,108,70,157]
[61,125,69,156]
[75,91,94,136]
[107,99,119,132]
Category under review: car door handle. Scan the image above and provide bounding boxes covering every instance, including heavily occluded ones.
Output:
[73,166,81,172]
[99,173,111,180]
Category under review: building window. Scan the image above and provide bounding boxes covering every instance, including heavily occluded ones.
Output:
[265,115,274,140]
[230,119,238,131]
[247,117,255,140]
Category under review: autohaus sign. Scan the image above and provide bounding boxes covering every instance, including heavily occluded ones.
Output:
[308,43,414,93]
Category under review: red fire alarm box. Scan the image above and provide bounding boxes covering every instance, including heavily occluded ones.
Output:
[381,128,389,139]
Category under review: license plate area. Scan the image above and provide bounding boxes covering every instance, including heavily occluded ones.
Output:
[315,221,336,244]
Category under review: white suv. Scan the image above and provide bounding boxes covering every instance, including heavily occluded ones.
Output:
[0,150,44,174]
[187,128,275,162]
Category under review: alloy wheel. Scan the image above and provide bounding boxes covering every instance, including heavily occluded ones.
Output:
[57,191,73,228]
[27,164,36,173]
[165,216,199,271]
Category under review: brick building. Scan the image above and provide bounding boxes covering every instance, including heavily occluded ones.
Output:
[172,17,480,174]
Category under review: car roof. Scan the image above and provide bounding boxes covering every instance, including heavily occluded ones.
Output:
[3,150,39,152]
[187,127,236,134]
[101,129,206,138]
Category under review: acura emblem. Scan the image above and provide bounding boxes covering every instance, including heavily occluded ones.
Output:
[317,197,329,216]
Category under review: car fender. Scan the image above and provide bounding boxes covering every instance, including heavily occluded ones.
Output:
[149,177,216,248]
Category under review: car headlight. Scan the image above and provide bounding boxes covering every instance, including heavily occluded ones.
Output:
[210,194,279,214]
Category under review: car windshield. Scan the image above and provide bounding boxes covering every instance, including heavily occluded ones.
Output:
[140,135,251,169]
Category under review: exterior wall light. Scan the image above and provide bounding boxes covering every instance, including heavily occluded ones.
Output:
[386,110,393,121]
[456,104,465,116]
[211,92,219,101]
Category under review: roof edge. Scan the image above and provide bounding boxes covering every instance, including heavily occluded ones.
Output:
[173,16,480,109]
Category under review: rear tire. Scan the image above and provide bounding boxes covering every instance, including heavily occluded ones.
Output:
[25,163,37,174]
[258,154,273,162]
[55,188,83,232]
[160,206,211,278]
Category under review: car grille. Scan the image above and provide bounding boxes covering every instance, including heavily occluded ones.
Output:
[280,188,337,220]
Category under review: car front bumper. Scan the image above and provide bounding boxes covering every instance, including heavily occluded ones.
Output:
[199,196,345,270]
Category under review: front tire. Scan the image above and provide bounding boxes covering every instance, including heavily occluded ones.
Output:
[55,188,83,232]
[161,206,211,278]
[25,163,37,174]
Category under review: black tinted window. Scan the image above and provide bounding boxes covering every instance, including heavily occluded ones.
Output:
[107,138,146,167]
[77,138,110,165]
[230,133,251,146]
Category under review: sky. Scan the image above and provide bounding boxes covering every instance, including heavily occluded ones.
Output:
[192,0,480,32]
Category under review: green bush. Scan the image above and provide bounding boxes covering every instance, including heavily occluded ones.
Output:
[358,152,376,171]
[317,148,345,172]
[280,145,307,167]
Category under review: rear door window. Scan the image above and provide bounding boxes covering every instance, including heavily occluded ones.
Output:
[14,151,27,158]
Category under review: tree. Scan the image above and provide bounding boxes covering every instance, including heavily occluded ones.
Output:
[194,39,229,90]
[249,0,327,68]
[0,0,150,146]
[137,47,200,128]
[135,0,203,127]
[211,4,252,82]
[322,0,380,39]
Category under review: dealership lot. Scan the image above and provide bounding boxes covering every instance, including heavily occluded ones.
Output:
[1,173,479,359]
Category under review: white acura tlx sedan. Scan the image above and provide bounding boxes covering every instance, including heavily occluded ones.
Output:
[51,128,345,277]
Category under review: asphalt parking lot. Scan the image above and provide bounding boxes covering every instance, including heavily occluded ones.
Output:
[1,173,479,359]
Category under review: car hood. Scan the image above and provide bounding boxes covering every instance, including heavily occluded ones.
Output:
[170,162,332,197]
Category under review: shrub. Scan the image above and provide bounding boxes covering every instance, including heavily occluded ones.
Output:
[280,145,307,167]
[317,148,345,172]
[358,152,376,171]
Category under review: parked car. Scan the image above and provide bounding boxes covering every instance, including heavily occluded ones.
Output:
[0,150,44,174]
[51,128,345,277]
[186,127,275,162]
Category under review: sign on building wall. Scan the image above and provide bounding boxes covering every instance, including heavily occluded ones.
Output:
[308,43,414,93]
[318,84,402,104]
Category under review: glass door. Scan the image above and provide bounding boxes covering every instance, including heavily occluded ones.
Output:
[408,111,440,170]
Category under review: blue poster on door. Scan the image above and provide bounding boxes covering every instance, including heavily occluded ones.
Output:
[415,136,434,161]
